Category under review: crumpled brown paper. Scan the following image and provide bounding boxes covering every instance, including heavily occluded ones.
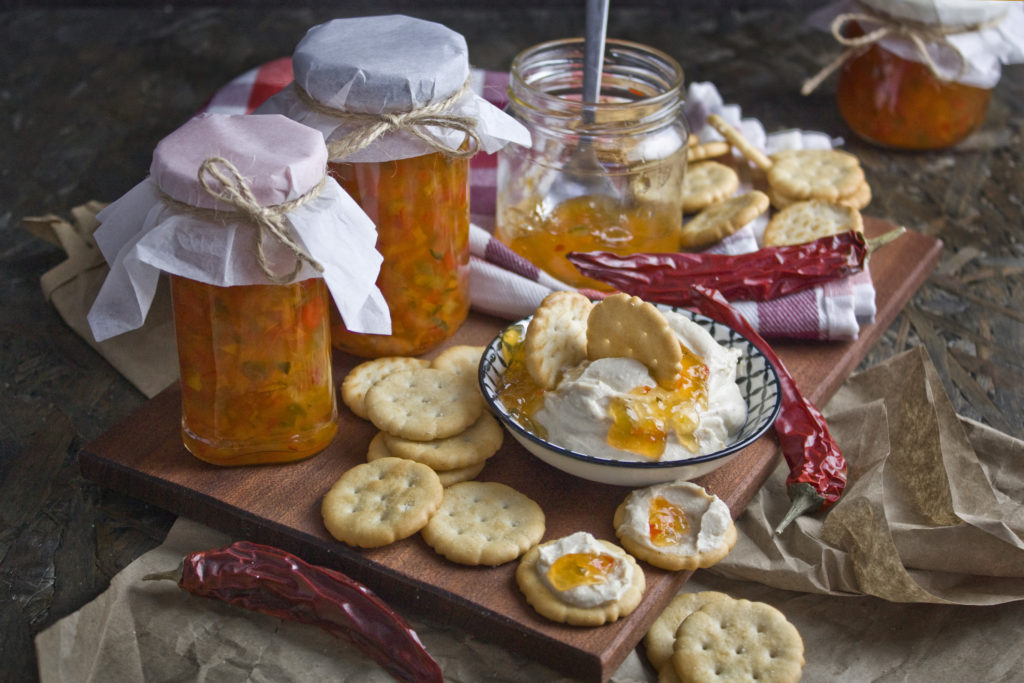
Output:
[34,517,650,683]
[710,344,1024,605]
[34,345,1024,682]
[24,203,178,399]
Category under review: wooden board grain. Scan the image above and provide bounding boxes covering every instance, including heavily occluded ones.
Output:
[79,218,941,682]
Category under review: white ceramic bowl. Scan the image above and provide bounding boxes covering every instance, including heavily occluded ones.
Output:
[478,304,782,487]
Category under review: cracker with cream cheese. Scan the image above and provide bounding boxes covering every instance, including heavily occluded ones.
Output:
[613,481,737,571]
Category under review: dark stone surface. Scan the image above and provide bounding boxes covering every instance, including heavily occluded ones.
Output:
[1,3,1021,681]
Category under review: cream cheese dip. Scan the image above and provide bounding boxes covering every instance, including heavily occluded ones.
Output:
[534,310,747,462]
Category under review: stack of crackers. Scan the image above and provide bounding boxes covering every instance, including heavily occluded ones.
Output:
[679,113,868,251]
[327,346,545,567]
[645,591,805,683]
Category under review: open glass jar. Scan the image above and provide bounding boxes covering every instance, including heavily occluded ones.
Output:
[496,38,689,290]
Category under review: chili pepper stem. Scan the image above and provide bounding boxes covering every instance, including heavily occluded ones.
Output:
[866,227,906,253]
[774,482,825,535]
[142,565,184,583]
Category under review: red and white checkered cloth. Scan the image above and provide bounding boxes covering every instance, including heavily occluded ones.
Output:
[202,59,875,340]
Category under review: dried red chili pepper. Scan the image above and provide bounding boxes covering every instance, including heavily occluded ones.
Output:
[144,541,443,683]
[686,285,847,533]
[567,229,902,307]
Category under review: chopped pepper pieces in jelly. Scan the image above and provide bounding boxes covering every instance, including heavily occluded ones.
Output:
[648,496,690,547]
[170,275,337,466]
[329,151,470,357]
[836,29,991,150]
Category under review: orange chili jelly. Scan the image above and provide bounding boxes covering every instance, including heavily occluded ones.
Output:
[547,552,618,591]
[496,194,681,291]
[170,275,338,465]
[648,496,690,547]
[606,343,709,459]
[836,36,992,150]
[328,152,470,357]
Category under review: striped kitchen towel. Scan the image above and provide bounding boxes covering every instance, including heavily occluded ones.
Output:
[203,60,874,340]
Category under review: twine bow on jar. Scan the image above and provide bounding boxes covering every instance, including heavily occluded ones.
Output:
[801,1,1006,96]
[294,78,483,160]
[160,156,326,284]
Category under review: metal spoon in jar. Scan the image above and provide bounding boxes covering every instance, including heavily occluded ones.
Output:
[542,0,616,211]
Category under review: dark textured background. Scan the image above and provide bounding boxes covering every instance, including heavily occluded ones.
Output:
[2,2,1022,681]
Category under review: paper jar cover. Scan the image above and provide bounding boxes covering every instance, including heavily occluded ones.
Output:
[809,0,1024,88]
[256,14,531,162]
[87,112,390,342]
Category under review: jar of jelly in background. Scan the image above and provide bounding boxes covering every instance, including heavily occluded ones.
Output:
[495,38,689,290]
[87,113,388,465]
[805,0,1024,150]
[260,15,529,358]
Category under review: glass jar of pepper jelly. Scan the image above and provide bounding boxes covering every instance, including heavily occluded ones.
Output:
[828,0,1015,150]
[495,38,689,290]
[260,15,529,357]
[87,113,389,466]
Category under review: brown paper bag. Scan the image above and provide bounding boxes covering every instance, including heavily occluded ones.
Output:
[24,203,178,399]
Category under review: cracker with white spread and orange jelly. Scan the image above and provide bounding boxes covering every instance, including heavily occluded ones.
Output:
[515,531,645,627]
[614,481,737,571]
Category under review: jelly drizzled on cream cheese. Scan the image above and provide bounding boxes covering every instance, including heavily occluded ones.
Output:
[525,310,746,462]
[536,531,633,608]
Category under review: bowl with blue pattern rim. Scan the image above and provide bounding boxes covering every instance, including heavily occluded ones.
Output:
[477,303,782,487]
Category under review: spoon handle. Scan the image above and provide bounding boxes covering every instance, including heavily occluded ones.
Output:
[582,0,609,123]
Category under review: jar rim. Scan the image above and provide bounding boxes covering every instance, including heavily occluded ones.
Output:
[508,37,684,120]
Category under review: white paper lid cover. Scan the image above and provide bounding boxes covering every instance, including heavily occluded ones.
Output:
[151,113,328,208]
[859,0,1010,26]
[293,15,469,113]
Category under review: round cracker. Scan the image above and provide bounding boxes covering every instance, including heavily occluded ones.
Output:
[587,293,683,388]
[364,367,483,441]
[524,290,593,390]
[321,457,444,548]
[762,199,864,247]
[671,598,805,683]
[681,161,740,214]
[431,344,485,385]
[341,356,430,419]
[680,190,769,250]
[686,140,731,163]
[767,148,865,202]
[367,432,486,486]
[771,178,872,211]
[515,538,646,627]
[421,481,545,566]
[705,113,772,171]
[382,411,504,471]
[644,591,735,671]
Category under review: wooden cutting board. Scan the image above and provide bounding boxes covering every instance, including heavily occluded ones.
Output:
[79,218,941,682]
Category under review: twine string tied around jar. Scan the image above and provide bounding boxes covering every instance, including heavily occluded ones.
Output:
[801,1,1006,96]
[295,78,482,160]
[159,156,326,285]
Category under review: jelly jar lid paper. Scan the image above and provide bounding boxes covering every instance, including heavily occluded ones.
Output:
[256,14,531,163]
[86,113,391,343]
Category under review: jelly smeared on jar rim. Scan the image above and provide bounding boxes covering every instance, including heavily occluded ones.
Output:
[496,328,710,457]
[648,495,690,547]
[546,552,619,591]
